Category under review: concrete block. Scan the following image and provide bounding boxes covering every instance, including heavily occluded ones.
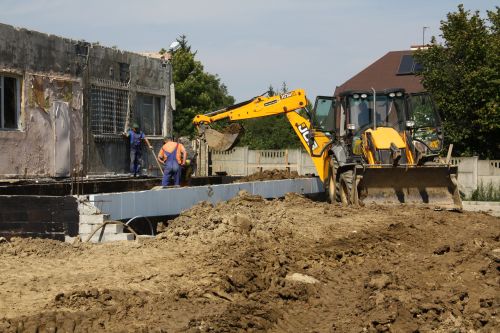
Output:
[79,214,110,224]
[77,200,102,215]
[79,223,123,234]
[90,178,324,220]
[80,232,135,243]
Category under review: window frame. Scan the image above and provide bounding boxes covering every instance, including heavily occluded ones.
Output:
[0,74,21,130]
[136,94,164,136]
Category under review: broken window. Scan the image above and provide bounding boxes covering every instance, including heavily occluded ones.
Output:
[90,86,128,135]
[0,75,21,129]
[136,94,164,136]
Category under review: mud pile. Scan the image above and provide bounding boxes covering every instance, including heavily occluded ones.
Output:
[0,192,499,332]
[236,169,303,182]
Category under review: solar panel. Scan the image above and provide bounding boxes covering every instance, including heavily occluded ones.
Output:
[413,61,423,73]
[397,55,414,75]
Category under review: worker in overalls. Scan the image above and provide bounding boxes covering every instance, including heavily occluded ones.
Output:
[157,136,187,186]
[124,123,152,177]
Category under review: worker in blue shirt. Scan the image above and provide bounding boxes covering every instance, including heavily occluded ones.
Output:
[123,123,152,177]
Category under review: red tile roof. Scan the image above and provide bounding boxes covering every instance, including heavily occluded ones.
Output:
[334,50,424,96]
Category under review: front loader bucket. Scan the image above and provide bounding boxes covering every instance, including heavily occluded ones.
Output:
[357,165,462,210]
[203,124,242,151]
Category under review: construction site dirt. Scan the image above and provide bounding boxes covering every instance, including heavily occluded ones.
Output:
[236,169,304,182]
[0,192,499,332]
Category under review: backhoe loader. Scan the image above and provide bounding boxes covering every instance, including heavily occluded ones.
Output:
[193,88,462,210]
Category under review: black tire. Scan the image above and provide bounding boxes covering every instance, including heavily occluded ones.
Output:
[339,170,354,205]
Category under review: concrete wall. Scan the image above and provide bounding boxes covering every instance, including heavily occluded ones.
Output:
[451,157,500,195]
[0,195,78,241]
[209,147,317,176]
[0,24,84,177]
[0,22,173,177]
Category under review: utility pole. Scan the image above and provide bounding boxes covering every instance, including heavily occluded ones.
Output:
[422,26,429,47]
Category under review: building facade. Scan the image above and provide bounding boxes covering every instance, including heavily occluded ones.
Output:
[0,23,173,177]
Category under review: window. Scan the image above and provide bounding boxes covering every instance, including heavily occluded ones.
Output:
[312,96,335,133]
[347,93,406,133]
[137,94,164,136]
[90,85,128,134]
[0,75,21,129]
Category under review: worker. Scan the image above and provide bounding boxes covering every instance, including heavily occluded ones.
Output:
[158,136,187,186]
[123,123,152,177]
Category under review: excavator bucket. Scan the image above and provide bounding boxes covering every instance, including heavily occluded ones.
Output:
[201,123,243,151]
[356,165,462,210]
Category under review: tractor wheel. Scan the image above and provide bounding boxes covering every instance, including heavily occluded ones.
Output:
[339,170,354,205]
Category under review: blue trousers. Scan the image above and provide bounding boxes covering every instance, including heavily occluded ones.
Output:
[130,148,142,175]
[162,162,181,186]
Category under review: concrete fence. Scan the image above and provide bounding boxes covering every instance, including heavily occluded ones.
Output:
[206,147,500,195]
[450,157,500,195]
[210,147,317,176]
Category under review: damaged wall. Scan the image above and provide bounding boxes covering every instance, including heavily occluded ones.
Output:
[85,45,171,174]
[0,22,172,178]
[0,23,84,177]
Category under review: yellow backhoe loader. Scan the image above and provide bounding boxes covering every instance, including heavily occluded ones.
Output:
[193,88,462,210]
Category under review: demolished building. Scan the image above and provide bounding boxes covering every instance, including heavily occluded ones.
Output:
[0,22,174,178]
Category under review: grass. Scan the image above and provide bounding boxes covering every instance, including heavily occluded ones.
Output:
[469,181,500,202]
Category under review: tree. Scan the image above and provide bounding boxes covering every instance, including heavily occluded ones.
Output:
[236,84,304,149]
[169,35,234,138]
[414,5,500,159]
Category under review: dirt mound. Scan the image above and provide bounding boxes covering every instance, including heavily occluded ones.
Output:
[0,237,84,257]
[0,192,499,332]
[237,169,303,182]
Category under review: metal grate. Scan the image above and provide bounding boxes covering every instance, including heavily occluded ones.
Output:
[90,85,128,134]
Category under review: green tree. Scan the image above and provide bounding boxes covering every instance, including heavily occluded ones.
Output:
[236,84,304,149]
[414,5,500,158]
[169,35,234,138]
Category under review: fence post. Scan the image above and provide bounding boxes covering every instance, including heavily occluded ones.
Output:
[473,156,479,190]
[243,146,249,176]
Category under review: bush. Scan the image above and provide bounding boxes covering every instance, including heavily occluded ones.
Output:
[469,181,500,201]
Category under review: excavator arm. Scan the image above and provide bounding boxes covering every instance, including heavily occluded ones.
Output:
[193,89,333,181]
[193,89,307,124]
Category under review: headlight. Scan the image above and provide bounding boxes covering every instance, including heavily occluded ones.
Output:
[406,120,415,128]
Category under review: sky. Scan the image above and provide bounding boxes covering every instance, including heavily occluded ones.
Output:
[0,0,496,101]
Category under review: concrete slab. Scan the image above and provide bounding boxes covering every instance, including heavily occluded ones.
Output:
[462,201,500,217]
[89,178,324,220]
[79,214,110,224]
[79,223,123,234]
[80,232,134,243]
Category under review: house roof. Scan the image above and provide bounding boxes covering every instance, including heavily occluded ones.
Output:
[334,50,424,96]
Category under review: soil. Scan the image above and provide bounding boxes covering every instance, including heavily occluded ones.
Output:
[0,192,499,332]
[222,123,243,135]
[237,169,303,182]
